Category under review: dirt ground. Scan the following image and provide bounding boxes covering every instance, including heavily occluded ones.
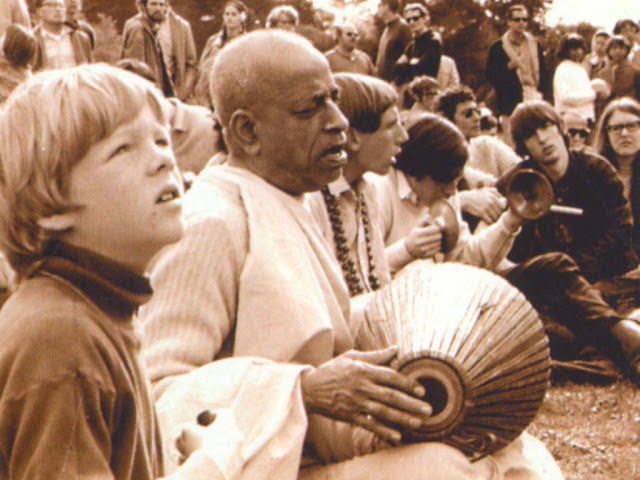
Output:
[527,380,640,480]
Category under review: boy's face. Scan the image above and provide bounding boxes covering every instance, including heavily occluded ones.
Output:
[353,106,408,177]
[62,104,184,274]
[522,121,569,179]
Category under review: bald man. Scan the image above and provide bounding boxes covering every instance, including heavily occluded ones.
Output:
[139,30,562,480]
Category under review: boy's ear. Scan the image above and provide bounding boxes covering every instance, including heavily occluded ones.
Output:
[228,109,260,156]
[346,127,361,152]
[36,212,77,233]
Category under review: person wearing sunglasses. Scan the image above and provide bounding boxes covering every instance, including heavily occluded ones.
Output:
[393,3,441,89]
[325,22,375,75]
[561,111,591,151]
[436,86,522,227]
[486,4,548,144]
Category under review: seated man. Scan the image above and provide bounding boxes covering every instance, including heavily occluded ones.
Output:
[437,85,522,179]
[373,112,640,382]
[506,100,638,284]
[436,85,519,228]
[139,30,561,480]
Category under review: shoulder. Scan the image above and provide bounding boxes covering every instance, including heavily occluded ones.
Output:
[170,10,191,29]
[183,167,248,229]
[324,48,338,59]
[0,276,119,397]
[571,150,619,179]
[488,39,504,52]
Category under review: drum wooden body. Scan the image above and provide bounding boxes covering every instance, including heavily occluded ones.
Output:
[356,262,551,457]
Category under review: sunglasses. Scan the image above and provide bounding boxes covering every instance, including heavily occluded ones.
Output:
[406,15,423,23]
[607,120,640,135]
[568,128,589,138]
[511,17,529,23]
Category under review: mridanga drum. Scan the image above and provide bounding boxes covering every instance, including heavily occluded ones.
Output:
[355,262,551,458]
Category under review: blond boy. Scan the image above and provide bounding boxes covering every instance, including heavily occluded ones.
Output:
[0,63,242,479]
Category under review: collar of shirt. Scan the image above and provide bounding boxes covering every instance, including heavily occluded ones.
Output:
[327,174,359,198]
[40,26,72,41]
[397,170,420,205]
[335,47,356,62]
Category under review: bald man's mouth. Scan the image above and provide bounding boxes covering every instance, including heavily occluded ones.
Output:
[322,143,348,167]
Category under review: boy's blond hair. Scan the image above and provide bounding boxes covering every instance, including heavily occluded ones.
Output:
[0,63,167,276]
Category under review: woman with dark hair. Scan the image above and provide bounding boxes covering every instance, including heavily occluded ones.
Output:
[0,23,36,103]
[194,0,247,107]
[594,97,640,255]
[553,33,596,125]
[596,35,640,102]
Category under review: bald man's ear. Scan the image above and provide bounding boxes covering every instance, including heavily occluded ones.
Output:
[228,110,260,156]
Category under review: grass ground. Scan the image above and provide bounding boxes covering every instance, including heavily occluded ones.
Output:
[527,380,640,479]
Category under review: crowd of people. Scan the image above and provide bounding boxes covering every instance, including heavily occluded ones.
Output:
[0,0,640,479]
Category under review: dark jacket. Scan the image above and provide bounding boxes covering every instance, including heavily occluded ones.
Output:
[506,150,638,282]
[122,14,175,97]
[32,24,92,71]
[486,37,548,115]
[375,17,412,82]
[393,29,441,86]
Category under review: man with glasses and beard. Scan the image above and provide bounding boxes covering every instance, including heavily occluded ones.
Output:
[122,0,176,97]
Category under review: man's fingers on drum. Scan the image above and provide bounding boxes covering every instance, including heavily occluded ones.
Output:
[365,396,431,428]
[356,412,403,444]
[366,365,427,399]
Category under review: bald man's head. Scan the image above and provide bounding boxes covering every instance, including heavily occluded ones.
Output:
[210,30,328,127]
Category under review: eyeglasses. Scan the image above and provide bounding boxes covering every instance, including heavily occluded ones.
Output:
[568,128,589,138]
[510,17,529,23]
[406,15,423,23]
[607,120,640,135]
[344,32,359,38]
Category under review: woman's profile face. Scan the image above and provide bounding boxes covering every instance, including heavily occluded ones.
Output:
[223,5,243,29]
[607,109,640,158]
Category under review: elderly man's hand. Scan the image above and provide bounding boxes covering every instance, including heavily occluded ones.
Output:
[459,187,507,225]
[300,346,432,444]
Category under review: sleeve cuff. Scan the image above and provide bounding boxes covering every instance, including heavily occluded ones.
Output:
[386,240,415,274]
